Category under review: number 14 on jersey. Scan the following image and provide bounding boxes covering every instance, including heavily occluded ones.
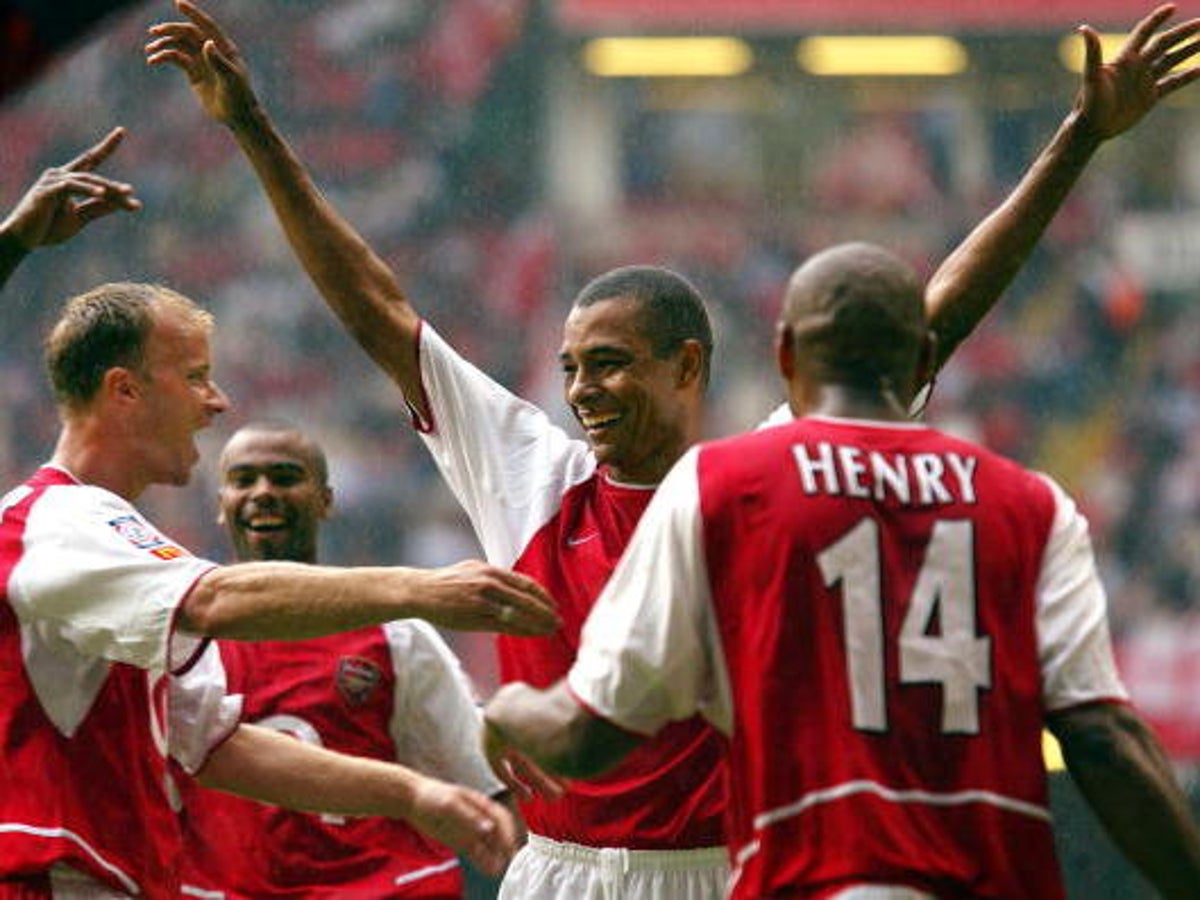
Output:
[818,517,992,735]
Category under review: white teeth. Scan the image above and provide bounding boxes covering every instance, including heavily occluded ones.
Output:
[247,514,286,530]
[581,414,620,429]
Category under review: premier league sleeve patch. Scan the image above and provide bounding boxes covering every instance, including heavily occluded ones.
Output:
[108,514,188,560]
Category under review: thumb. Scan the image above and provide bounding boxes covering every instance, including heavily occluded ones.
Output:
[1078,25,1102,78]
[202,39,237,79]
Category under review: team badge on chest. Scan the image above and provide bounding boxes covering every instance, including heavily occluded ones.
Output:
[335,655,383,707]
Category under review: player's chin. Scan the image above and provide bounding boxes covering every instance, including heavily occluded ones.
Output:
[587,430,627,463]
[248,533,292,560]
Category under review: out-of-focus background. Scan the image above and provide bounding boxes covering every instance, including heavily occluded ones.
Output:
[2,2,1198,893]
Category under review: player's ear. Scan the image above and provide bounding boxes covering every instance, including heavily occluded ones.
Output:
[675,339,704,389]
[104,366,141,403]
[775,323,796,382]
[318,485,334,520]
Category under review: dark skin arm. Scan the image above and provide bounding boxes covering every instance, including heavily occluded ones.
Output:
[145,1,427,413]
[0,127,141,287]
[1047,702,1200,899]
[483,680,642,783]
[147,3,1200,398]
[925,3,1200,369]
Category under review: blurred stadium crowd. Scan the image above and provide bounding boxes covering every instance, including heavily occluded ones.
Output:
[1,0,1198,766]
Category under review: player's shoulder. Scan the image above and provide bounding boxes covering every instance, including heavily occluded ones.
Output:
[20,474,138,532]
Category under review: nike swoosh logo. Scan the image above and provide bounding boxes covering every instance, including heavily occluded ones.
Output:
[566,532,598,547]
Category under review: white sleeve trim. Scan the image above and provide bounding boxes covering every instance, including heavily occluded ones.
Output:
[384,621,504,795]
[569,447,732,736]
[415,325,596,566]
[10,485,216,672]
[169,642,243,775]
[1034,474,1128,711]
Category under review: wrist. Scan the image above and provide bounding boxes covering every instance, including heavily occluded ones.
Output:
[1057,107,1104,159]
[225,99,270,137]
[0,226,31,261]
[390,765,425,822]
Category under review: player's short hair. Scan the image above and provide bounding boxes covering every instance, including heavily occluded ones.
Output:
[44,282,213,409]
[573,265,715,387]
[227,419,331,488]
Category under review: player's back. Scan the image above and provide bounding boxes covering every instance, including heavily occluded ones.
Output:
[699,416,1066,899]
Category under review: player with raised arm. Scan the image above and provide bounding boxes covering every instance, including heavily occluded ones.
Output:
[145,2,1200,895]
[485,241,1200,899]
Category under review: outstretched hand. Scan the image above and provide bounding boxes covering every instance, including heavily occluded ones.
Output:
[145,0,258,126]
[1075,3,1200,140]
[483,718,568,802]
[413,560,561,637]
[406,777,520,877]
[0,127,140,251]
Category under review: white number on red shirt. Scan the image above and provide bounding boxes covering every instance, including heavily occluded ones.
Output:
[818,517,992,735]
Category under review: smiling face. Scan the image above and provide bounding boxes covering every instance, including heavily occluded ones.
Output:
[559,295,699,485]
[217,426,332,563]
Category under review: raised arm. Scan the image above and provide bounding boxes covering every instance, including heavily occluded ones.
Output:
[179,558,559,640]
[926,3,1200,369]
[0,128,141,287]
[1047,702,1200,899]
[145,1,427,412]
[199,722,518,877]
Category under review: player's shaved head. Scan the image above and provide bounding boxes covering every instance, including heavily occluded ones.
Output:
[780,242,928,391]
[221,420,329,488]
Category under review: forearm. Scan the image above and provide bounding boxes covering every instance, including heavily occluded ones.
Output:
[485,681,638,779]
[199,722,423,816]
[224,104,422,395]
[179,558,558,640]
[0,229,29,288]
[925,110,1100,368]
[1050,703,1200,898]
[179,561,429,640]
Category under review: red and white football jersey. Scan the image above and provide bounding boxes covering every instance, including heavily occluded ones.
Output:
[0,466,237,898]
[179,619,502,897]
[570,417,1128,899]
[412,324,725,849]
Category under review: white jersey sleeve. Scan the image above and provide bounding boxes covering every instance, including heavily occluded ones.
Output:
[168,642,243,775]
[1034,474,1128,711]
[413,324,596,566]
[8,482,216,673]
[383,620,505,796]
[569,447,733,737]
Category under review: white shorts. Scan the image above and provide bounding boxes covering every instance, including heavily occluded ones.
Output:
[499,833,729,900]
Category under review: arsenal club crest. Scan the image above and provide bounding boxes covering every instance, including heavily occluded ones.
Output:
[335,656,383,707]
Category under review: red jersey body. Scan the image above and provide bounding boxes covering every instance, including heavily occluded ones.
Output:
[181,621,498,897]
[0,467,229,898]
[415,324,726,852]
[571,417,1128,898]
[499,475,725,847]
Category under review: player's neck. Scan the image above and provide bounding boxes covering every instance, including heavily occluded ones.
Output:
[51,424,146,501]
[792,383,909,423]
